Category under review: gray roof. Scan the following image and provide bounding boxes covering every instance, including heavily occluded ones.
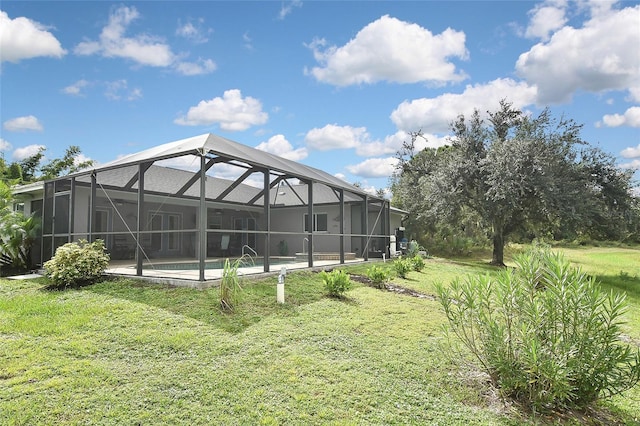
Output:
[82,133,375,199]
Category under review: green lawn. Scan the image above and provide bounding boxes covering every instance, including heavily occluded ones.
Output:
[1,246,639,425]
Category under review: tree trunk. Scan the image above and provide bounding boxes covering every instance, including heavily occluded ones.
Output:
[491,228,505,267]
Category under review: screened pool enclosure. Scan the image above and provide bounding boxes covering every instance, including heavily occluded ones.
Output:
[38,134,395,281]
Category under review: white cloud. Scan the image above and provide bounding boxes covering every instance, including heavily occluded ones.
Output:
[3,115,44,132]
[176,19,210,44]
[599,106,640,128]
[74,6,174,67]
[619,159,640,170]
[305,15,468,86]
[0,11,66,63]
[13,144,45,161]
[0,138,12,152]
[278,0,303,20]
[516,4,640,103]
[621,144,640,159]
[62,79,90,96]
[74,6,216,75]
[255,134,308,161]
[175,58,216,76]
[175,89,268,131]
[104,80,142,101]
[390,78,538,133]
[524,1,568,41]
[305,124,370,151]
[346,157,399,178]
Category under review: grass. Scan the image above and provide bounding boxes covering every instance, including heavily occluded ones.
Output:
[1,246,639,425]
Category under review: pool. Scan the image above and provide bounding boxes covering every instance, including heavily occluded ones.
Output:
[143,257,296,271]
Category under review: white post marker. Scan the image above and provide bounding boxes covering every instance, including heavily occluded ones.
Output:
[277,266,286,303]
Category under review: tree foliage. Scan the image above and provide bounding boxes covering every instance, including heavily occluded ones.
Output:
[392,100,638,265]
[1,145,93,184]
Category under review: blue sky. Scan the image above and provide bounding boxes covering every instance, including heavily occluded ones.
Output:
[1,0,639,194]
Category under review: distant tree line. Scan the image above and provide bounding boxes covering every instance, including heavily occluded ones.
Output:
[391,100,640,265]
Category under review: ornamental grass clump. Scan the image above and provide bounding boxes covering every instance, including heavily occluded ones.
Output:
[44,239,110,288]
[219,257,248,312]
[436,249,640,412]
[320,269,351,298]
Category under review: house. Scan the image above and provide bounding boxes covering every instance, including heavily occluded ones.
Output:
[13,133,405,282]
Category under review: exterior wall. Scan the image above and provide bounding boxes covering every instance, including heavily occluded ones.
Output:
[269,204,354,255]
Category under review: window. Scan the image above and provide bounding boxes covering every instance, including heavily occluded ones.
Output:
[303,213,328,232]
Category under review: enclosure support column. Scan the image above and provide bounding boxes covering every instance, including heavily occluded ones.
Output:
[385,200,390,258]
[307,181,314,268]
[339,189,345,264]
[69,177,75,243]
[263,169,271,273]
[136,164,146,276]
[198,155,207,282]
[362,195,369,261]
[89,173,96,243]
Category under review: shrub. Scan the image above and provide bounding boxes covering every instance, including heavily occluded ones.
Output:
[44,239,110,287]
[436,248,640,411]
[367,264,390,289]
[393,257,412,279]
[411,255,425,272]
[219,257,247,312]
[320,269,351,297]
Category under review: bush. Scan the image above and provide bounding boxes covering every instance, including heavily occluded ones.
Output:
[411,255,425,272]
[44,239,110,287]
[367,264,390,289]
[393,257,412,279]
[320,269,351,297]
[436,249,640,411]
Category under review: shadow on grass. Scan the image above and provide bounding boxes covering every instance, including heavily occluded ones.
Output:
[80,273,329,334]
[595,273,640,301]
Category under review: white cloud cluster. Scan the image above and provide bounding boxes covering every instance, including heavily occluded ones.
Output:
[0,11,66,63]
[12,144,45,161]
[306,15,468,86]
[62,79,90,96]
[524,0,568,41]
[105,80,142,101]
[176,19,210,44]
[175,89,268,131]
[599,106,640,128]
[3,115,44,132]
[74,6,216,76]
[390,78,538,133]
[516,4,640,103]
[255,134,308,161]
[304,124,369,151]
[278,0,303,20]
[621,144,640,159]
[0,138,12,152]
[346,157,399,179]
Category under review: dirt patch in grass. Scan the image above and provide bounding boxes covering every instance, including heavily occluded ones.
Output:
[349,273,437,301]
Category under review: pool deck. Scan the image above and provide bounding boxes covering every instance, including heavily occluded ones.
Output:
[106,258,367,288]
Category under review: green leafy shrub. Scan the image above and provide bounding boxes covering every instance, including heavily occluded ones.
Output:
[393,257,412,279]
[411,255,425,272]
[367,264,390,289]
[219,257,247,312]
[44,239,110,287]
[436,249,640,411]
[320,269,351,297]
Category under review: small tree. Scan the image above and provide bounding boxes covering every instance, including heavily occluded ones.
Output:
[436,248,640,411]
